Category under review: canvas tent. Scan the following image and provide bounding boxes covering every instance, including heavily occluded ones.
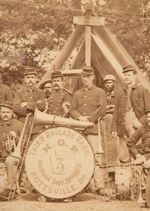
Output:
[39,14,150,91]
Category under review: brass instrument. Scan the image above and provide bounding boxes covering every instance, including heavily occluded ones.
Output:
[11,113,33,159]
[96,117,104,154]
[5,134,16,153]
[33,108,94,128]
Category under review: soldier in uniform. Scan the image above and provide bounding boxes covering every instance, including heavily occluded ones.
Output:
[70,66,106,195]
[0,69,13,102]
[13,67,44,122]
[127,109,150,208]
[0,101,23,198]
[111,64,150,162]
[39,79,52,113]
[46,71,72,117]
[103,75,120,178]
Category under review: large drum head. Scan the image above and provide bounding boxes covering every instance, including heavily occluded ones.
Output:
[25,127,94,199]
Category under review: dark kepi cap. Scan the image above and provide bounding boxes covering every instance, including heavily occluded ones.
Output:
[0,101,13,110]
[81,66,94,75]
[51,71,63,79]
[104,74,115,82]
[39,79,52,90]
[122,64,137,74]
[24,66,37,76]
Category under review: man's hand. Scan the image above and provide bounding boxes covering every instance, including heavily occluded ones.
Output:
[78,116,90,122]
[134,154,146,165]
[143,159,150,169]
[21,102,27,107]
[9,131,16,139]
[132,120,141,129]
[112,131,117,138]
[62,102,71,114]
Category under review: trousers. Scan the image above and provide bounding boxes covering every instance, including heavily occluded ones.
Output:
[86,135,104,192]
[146,170,150,206]
[5,155,20,189]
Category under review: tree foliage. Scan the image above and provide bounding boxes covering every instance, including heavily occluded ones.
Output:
[0,0,150,85]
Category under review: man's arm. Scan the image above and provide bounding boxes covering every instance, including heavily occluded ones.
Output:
[70,92,82,120]
[13,90,29,116]
[88,90,106,122]
[111,91,119,136]
[127,126,144,158]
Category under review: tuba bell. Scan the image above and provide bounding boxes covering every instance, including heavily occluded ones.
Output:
[33,108,94,128]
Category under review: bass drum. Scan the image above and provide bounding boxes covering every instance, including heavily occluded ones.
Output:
[25,127,94,199]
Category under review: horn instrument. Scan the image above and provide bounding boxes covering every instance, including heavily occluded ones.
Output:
[33,108,94,128]
[96,117,104,153]
[11,113,32,159]
[137,168,145,203]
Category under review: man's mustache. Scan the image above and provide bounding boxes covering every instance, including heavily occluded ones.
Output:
[2,115,9,119]
[54,84,60,87]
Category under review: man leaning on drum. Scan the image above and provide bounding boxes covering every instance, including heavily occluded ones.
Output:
[0,101,23,199]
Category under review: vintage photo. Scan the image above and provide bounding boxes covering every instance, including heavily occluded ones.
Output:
[0,0,150,210]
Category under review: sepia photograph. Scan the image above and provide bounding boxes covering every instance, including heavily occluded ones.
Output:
[0,0,150,210]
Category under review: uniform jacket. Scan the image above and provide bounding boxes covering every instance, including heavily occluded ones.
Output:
[0,84,13,102]
[13,85,44,120]
[127,124,150,159]
[46,88,72,117]
[0,119,23,157]
[112,83,150,137]
[70,85,106,135]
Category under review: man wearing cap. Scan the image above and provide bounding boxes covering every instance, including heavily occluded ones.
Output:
[70,66,106,194]
[103,74,117,115]
[103,74,120,166]
[0,101,23,198]
[0,69,13,102]
[112,64,150,139]
[39,79,52,113]
[127,109,150,208]
[111,64,150,162]
[13,67,44,122]
[45,71,72,117]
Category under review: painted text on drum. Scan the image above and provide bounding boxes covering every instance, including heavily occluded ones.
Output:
[31,171,87,195]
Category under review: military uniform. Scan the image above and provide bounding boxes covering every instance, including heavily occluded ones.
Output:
[0,107,23,190]
[46,88,71,117]
[13,86,44,121]
[0,84,13,102]
[70,85,106,134]
[70,84,106,192]
[127,124,150,207]
[112,83,150,137]
[0,119,23,158]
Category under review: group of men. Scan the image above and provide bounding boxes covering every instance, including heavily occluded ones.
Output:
[0,64,150,207]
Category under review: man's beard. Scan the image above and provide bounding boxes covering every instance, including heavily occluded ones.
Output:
[45,91,50,98]
[104,85,114,92]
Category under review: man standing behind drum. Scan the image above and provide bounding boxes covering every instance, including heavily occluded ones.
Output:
[46,71,72,117]
[70,66,106,194]
[13,67,44,122]
[0,101,23,199]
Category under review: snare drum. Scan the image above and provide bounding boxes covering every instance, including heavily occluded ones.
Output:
[25,127,94,199]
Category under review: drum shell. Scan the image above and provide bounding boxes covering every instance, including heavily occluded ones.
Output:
[25,127,94,199]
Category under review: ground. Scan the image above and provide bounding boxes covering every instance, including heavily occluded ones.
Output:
[0,193,149,211]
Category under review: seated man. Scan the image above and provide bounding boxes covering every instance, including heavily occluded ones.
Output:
[0,101,23,199]
[127,109,150,208]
